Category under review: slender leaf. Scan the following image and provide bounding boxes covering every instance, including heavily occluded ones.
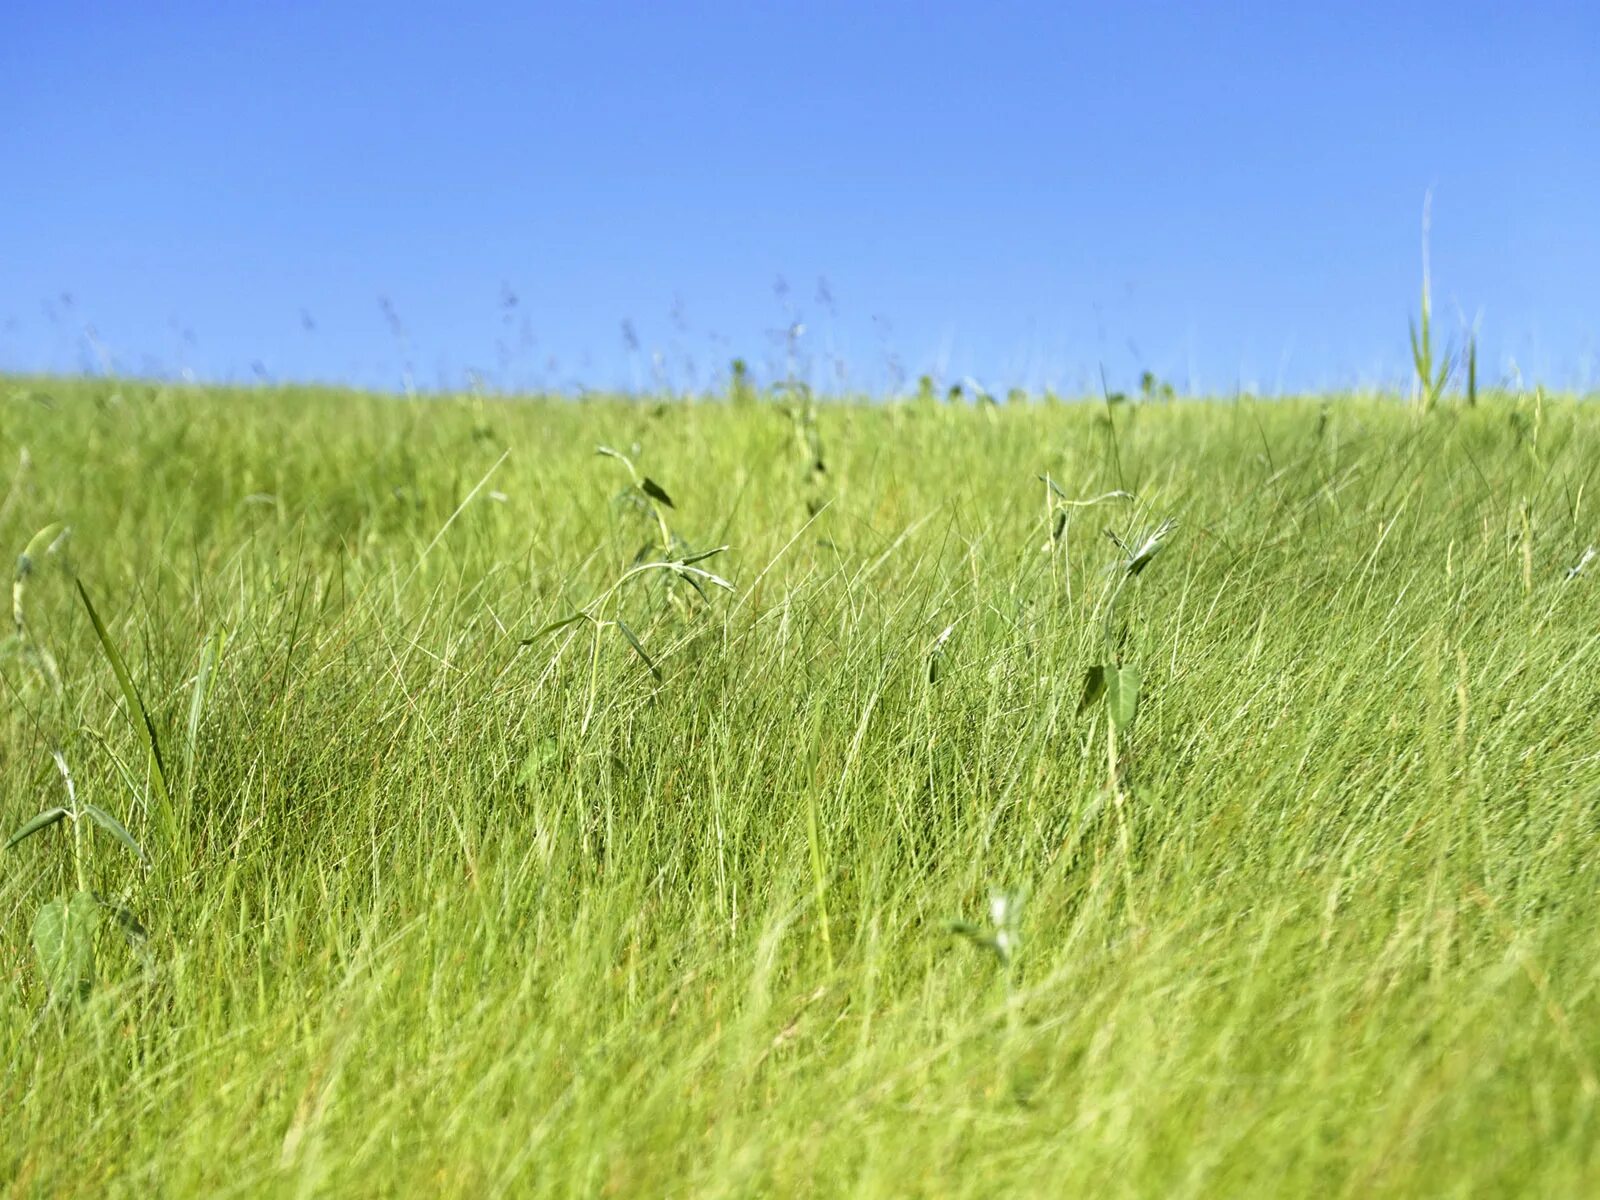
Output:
[76,578,169,806]
[82,802,146,864]
[520,612,589,644]
[4,807,68,850]
[676,565,734,591]
[614,619,661,680]
[184,626,226,783]
[677,545,729,566]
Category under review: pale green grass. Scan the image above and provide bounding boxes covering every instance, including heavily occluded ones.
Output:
[1,379,1597,1197]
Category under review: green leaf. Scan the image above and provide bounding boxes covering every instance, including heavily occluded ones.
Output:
[184,627,227,782]
[4,807,68,850]
[676,564,734,592]
[82,803,146,864]
[640,477,675,509]
[677,545,728,566]
[614,620,661,680]
[519,612,588,644]
[32,890,99,1001]
[1077,664,1107,715]
[76,579,169,807]
[1106,665,1142,731]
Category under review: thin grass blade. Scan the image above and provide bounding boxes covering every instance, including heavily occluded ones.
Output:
[615,619,661,680]
[520,612,589,644]
[76,578,169,806]
[184,627,226,783]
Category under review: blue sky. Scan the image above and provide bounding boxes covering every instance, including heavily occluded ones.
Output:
[3,1,1596,395]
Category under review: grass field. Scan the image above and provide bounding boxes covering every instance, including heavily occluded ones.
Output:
[1,378,1597,1196]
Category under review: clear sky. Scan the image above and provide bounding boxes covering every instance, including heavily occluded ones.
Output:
[3,1,1596,396]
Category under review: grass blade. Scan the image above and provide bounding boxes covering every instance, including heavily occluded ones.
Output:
[615,619,661,680]
[520,612,589,645]
[76,578,169,806]
[184,626,226,784]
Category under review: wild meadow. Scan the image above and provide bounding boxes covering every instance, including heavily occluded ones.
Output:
[1,376,1596,1196]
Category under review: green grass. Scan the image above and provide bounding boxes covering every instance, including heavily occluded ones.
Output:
[1,377,1597,1196]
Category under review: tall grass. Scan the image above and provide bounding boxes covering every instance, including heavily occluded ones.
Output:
[1,378,1597,1196]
